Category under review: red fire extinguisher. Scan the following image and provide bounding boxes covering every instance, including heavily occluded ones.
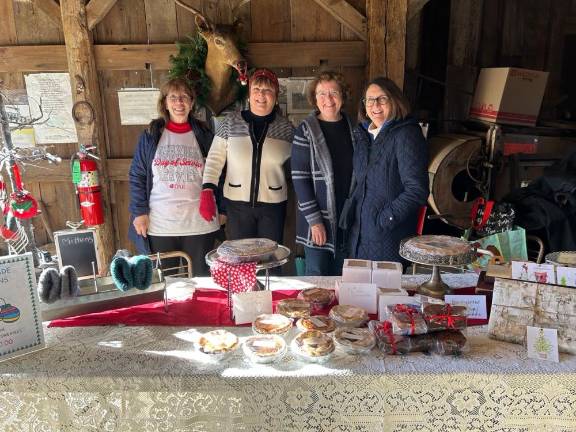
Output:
[72,146,104,226]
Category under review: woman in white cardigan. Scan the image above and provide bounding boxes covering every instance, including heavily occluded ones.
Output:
[198,69,294,243]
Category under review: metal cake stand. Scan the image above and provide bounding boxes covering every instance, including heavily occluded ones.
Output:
[205,245,291,318]
[399,236,477,299]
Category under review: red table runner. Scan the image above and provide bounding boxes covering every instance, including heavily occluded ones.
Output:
[49,287,489,328]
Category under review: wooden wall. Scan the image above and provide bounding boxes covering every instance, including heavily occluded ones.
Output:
[0,0,369,259]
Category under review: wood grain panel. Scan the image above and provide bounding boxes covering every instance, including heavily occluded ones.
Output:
[0,0,18,45]
[144,0,178,43]
[251,0,291,42]
[93,0,148,44]
[13,0,64,44]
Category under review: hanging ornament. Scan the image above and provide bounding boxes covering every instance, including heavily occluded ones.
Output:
[9,191,38,219]
[0,211,18,241]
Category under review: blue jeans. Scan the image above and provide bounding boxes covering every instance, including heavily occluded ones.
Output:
[304,246,346,276]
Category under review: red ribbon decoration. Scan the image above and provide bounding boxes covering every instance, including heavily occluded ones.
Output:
[392,304,419,335]
[428,304,466,329]
[376,321,398,354]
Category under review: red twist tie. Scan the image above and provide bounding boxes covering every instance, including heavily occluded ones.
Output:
[376,321,397,355]
[429,304,464,329]
[393,304,418,335]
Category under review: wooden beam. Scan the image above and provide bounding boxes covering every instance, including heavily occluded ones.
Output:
[86,0,118,30]
[0,41,366,72]
[60,0,115,275]
[312,0,367,40]
[33,0,62,29]
[22,159,130,182]
[367,0,407,89]
[408,0,429,22]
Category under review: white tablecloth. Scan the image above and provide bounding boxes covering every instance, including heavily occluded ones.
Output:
[1,275,576,432]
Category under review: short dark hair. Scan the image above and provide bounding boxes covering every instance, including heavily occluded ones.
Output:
[358,77,410,123]
[157,78,196,122]
[306,71,350,108]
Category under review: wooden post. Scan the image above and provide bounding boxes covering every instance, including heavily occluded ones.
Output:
[60,0,115,275]
[367,0,408,89]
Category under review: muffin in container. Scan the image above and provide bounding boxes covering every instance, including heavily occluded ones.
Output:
[296,315,336,334]
[291,330,335,363]
[276,299,311,319]
[243,334,287,364]
[334,327,376,354]
[329,305,369,328]
[253,313,292,336]
[197,329,239,361]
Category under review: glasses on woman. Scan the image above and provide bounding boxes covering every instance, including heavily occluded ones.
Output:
[316,90,341,99]
[251,87,275,96]
[363,95,389,106]
[168,95,192,103]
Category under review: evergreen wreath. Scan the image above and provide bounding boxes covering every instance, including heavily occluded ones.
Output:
[169,34,248,110]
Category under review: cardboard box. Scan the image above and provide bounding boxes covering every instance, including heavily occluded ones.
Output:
[469,67,548,126]
[371,261,402,289]
[342,259,372,283]
[336,281,378,314]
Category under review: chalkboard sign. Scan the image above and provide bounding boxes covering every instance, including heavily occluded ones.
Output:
[54,229,99,278]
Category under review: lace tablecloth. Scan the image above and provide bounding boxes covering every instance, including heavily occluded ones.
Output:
[1,275,576,432]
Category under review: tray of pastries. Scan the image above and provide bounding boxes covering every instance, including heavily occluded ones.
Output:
[296,315,336,333]
[253,313,292,336]
[329,305,369,328]
[276,299,311,319]
[399,235,476,266]
[197,329,239,360]
[333,328,376,354]
[298,288,335,308]
[243,334,287,364]
[291,330,335,363]
[216,238,278,263]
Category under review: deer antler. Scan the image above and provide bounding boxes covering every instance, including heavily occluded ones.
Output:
[175,0,214,32]
[231,0,251,19]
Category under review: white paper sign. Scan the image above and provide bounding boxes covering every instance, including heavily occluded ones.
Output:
[0,253,45,363]
[337,281,378,314]
[527,326,559,363]
[232,290,272,325]
[24,73,78,144]
[117,88,160,125]
[444,295,487,320]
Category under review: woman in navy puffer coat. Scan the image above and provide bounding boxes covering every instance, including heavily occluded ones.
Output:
[341,77,429,262]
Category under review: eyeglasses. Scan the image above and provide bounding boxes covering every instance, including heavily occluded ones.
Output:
[363,95,389,106]
[167,95,192,103]
[316,90,341,99]
[251,87,275,96]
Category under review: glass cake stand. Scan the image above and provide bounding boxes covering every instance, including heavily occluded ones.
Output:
[205,245,291,318]
[399,235,477,298]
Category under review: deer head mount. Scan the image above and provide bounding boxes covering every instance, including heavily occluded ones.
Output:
[175,0,249,115]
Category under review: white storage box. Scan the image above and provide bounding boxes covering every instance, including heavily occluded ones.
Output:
[336,281,378,314]
[342,259,372,283]
[371,261,402,288]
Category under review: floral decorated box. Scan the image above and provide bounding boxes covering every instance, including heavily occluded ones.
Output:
[488,277,576,354]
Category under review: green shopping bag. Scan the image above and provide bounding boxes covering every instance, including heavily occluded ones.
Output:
[469,227,528,270]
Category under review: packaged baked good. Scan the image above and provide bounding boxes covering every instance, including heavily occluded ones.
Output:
[253,313,292,336]
[422,303,467,332]
[296,315,336,333]
[430,330,468,356]
[276,299,311,319]
[217,238,278,263]
[369,320,433,355]
[291,330,335,363]
[386,304,428,336]
[329,304,369,328]
[197,329,239,360]
[334,327,376,354]
[298,288,335,310]
[242,335,287,364]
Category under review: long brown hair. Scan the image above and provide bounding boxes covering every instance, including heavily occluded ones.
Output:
[358,77,410,123]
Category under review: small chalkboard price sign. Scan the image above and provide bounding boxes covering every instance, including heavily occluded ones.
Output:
[0,252,45,363]
[54,229,100,278]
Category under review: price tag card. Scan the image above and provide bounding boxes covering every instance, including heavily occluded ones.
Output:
[232,290,272,325]
[444,295,487,320]
[337,281,378,314]
[527,326,559,363]
[0,253,45,363]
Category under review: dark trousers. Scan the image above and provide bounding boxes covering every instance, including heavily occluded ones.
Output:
[148,231,217,276]
[304,246,346,276]
[226,201,287,243]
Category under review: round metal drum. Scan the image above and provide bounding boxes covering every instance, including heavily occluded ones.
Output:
[428,135,483,229]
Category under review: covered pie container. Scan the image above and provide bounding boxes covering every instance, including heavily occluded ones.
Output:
[242,335,287,364]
